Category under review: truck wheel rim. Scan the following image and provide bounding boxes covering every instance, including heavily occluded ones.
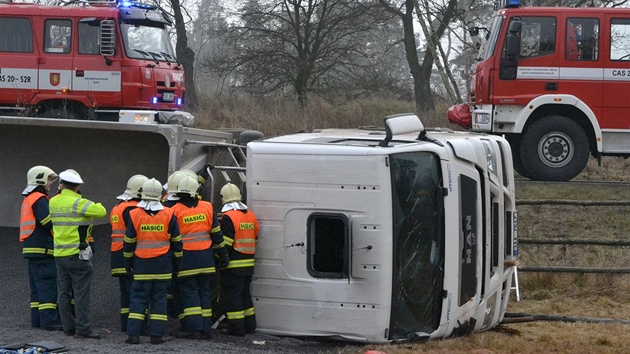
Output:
[538,132,573,168]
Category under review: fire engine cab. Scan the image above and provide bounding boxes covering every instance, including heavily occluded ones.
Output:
[448,0,630,181]
[0,0,190,125]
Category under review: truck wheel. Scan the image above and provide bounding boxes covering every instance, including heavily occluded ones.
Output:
[519,116,589,181]
[506,136,531,179]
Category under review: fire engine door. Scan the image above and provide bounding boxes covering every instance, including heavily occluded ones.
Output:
[72,19,122,106]
[602,15,630,129]
[38,19,73,93]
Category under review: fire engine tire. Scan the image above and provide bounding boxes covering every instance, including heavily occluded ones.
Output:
[506,136,531,179]
[519,116,589,181]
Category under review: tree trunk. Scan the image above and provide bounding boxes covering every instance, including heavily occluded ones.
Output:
[171,0,198,109]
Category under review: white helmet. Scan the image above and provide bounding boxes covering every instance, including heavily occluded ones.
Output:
[59,169,84,184]
[23,165,57,195]
[120,174,148,200]
[27,165,57,186]
[141,178,163,201]
[180,169,198,182]
[166,171,188,194]
[177,176,199,197]
[220,183,241,204]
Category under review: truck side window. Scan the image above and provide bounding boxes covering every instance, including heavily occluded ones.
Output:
[307,214,348,278]
[0,18,33,53]
[78,22,100,55]
[566,18,599,61]
[519,16,556,58]
[610,18,630,61]
[44,19,72,54]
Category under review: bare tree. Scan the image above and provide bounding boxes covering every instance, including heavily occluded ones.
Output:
[378,0,458,113]
[206,0,386,107]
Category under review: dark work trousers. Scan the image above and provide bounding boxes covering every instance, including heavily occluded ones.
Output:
[221,272,256,334]
[27,258,61,328]
[117,275,133,332]
[177,274,213,333]
[55,255,94,335]
[127,280,169,337]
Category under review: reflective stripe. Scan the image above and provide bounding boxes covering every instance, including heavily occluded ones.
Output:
[149,314,167,321]
[112,229,126,234]
[129,312,145,320]
[121,308,130,314]
[178,307,202,319]
[181,232,211,244]
[111,268,127,276]
[52,220,93,226]
[22,247,48,254]
[80,201,93,214]
[226,310,244,320]
[39,303,57,310]
[177,267,215,277]
[223,236,234,246]
[243,307,255,316]
[55,243,80,249]
[111,239,123,244]
[21,220,36,227]
[202,309,212,317]
[211,225,221,233]
[30,302,39,309]
[133,273,172,280]
[228,259,255,269]
[123,236,136,243]
[136,240,170,249]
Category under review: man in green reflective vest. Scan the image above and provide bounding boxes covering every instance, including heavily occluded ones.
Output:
[49,169,107,339]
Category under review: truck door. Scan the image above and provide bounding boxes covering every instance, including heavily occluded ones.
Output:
[603,15,630,129]
[38,18,73,103]
[72,18,122,110]
[0,17,38,109]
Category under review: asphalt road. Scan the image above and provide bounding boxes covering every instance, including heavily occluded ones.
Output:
[0,226,349,353]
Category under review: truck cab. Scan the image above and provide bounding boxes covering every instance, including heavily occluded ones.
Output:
[248,114,518,342]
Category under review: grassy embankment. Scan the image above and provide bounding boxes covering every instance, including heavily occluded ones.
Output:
[194,96,630,354]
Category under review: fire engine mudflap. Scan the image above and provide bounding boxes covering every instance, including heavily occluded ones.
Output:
[0,115,249,228]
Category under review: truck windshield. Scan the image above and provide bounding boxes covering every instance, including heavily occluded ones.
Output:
[389,152,445,340]
[120,23,176,62]
[479,15,504,60]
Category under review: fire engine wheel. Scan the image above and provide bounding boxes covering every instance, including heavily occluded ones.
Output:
[519,116,589,181]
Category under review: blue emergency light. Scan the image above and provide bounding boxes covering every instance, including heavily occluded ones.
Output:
[502,0,521,7]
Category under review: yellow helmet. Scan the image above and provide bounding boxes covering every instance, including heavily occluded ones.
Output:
[177,176,199,197]
[220,183,241,204]
[124,174,149,198]
[141,178,163,201]
[27,165,57,186]
[166,171,188,194]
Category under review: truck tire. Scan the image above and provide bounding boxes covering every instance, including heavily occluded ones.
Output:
[506,135,531,179]
[519,116,589,181]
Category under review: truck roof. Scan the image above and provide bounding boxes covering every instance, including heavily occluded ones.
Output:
[0,2,120,16]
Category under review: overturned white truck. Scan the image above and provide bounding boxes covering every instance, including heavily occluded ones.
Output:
[247,114,518,342]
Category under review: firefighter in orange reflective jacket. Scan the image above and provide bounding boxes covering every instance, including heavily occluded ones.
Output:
[20,165,62,330]
[110,174,148,332]
[171,176,229,339]
[219,183,259,336]
[123,178,182,345]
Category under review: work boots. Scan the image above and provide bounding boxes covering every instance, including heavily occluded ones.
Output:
[125,336,140,344]
[151,336,166,344]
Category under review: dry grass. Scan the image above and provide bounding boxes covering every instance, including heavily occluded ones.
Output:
[193,96,630,354]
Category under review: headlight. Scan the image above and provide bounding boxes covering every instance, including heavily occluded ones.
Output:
[482,140,497,175]
[474,113,491,124]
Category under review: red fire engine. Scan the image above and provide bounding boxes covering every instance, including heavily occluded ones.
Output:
[448,0,630,181]
[0,0,190,124]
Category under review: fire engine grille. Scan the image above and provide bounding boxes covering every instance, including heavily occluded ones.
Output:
[207,144,247,213]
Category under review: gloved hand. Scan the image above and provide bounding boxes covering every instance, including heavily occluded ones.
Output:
[196,164,214,185]
[124,259,133,275]
[217,253,230,270]
[78,242,88,250]
[173,256,182,272]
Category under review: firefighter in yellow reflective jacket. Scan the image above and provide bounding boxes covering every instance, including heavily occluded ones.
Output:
[49,169,107,339]
[110,174,148,332]
[20,165,62,330]
[171,176,229,339]
[124,178,183,345]
[219,183,259,336]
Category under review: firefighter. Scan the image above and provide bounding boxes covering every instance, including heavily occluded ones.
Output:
[171,176,229,339]
[110,174,148,332]
[124,178,183,345]
[19,165,62,330]
[219,183,259,336]
[49,169,107,339]
[162,170,188,207]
